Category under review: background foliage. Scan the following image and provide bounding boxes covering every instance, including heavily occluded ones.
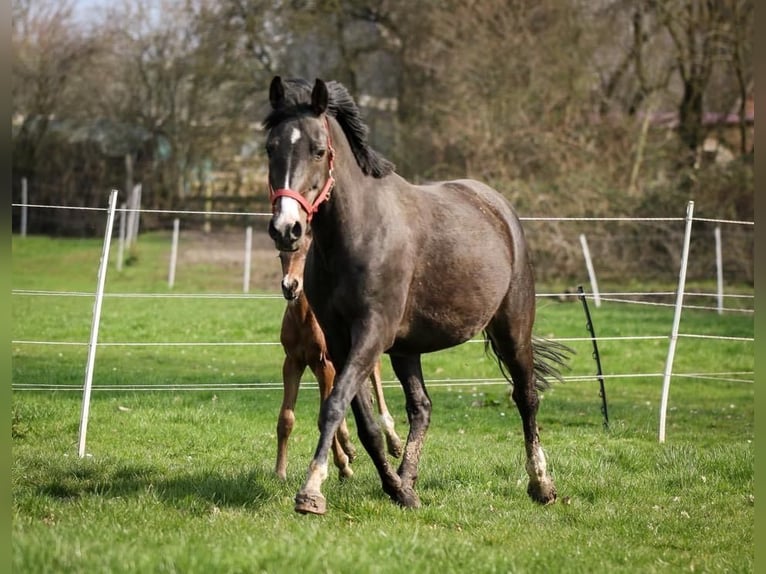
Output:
[11,0,754,283]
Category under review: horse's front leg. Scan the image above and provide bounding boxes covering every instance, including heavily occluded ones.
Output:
[348,379,404,503]
[293,364,361,515]
[312,356,355,479]
[294,336,401,515]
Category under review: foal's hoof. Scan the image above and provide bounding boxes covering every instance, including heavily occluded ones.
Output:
[294,491,327,515]
[387,435,404,459]
[393,487,421,509]
[527,479,557,505]
[343,444,357,464]
[338,465,354,480]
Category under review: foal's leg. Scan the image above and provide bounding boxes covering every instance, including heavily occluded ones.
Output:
[311,358,355,479]
[275,355,304,481]
[294,336,402,515]
[389,353,431,508]
[369,360,403,458]
[487,315,557,505]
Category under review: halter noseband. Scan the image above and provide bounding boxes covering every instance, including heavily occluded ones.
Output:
[269,116,335,223]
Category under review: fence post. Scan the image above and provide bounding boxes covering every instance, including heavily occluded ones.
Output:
[21,177,28,237]
[168,218,180,289]
[130,183,142,244]
[204,183,212,234]
[579,233,601,307]
[243,226,252,293]
[658,200,694,443]
[77,189,119,458]
[714,226,723,315]
[117,201,127,272]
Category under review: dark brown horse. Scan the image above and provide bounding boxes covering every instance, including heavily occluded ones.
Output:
[265,76,570,515]
[275,235,403,481]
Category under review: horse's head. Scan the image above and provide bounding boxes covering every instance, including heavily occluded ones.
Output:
[266,76,334,252]
[278,232,311,302]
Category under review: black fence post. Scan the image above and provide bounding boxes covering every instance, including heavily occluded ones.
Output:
[578,285,609,429]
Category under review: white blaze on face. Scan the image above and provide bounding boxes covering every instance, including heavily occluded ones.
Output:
[273,127,303,231]
[273,195,302,231]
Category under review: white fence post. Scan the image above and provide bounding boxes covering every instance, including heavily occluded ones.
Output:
[131,183,142,245]
[658,200,694,444]
[125,183,142,248]
[579,233,601,307]
[714,226,723,315]
[243,226,252,293]
[117,201,127,272]
[77,189,119,458]
[168,218,180,289]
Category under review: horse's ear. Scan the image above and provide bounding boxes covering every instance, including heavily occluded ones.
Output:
[269,76,285,109]
[311,78,329,115]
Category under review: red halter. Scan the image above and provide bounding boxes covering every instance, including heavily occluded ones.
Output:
[269,116,335,223]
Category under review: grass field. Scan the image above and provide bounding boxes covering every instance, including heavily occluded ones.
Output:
[12,233,754,573]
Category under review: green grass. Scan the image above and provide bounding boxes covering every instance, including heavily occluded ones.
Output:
[12,234,754,573]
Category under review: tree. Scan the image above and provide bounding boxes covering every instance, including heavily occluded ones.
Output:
[12,0,99,176]
[595,0,753,165]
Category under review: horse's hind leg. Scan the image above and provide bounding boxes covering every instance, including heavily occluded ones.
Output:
[486,313,557,505]
[370,360,403,458]
[275,355,304,480]
[389,353,431,508]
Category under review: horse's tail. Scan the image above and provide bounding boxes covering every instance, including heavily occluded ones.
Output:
[484,334,573,391]
[531,336,573,390]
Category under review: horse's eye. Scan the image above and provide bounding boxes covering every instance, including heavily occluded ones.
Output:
[313,149,326,160]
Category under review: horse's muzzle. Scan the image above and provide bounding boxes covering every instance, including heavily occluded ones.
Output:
[269,218,303,252]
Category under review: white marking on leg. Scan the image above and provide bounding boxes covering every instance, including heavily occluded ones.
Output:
[526,444,548,481]
[535,444,548,476]
[303,460,328,493]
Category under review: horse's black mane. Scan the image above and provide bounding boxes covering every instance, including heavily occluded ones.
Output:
[263,78,394,178]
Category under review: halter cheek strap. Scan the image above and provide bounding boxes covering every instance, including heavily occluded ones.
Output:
[269,117,335,223]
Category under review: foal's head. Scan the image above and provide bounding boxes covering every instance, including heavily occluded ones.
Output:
[266,77,333,252]
[279,234,310,302]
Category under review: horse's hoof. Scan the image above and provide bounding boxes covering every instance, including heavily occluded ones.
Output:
[274,469,287,482]
[393,487,421,509]
[294,491,327,515]
[527,479,557,505]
